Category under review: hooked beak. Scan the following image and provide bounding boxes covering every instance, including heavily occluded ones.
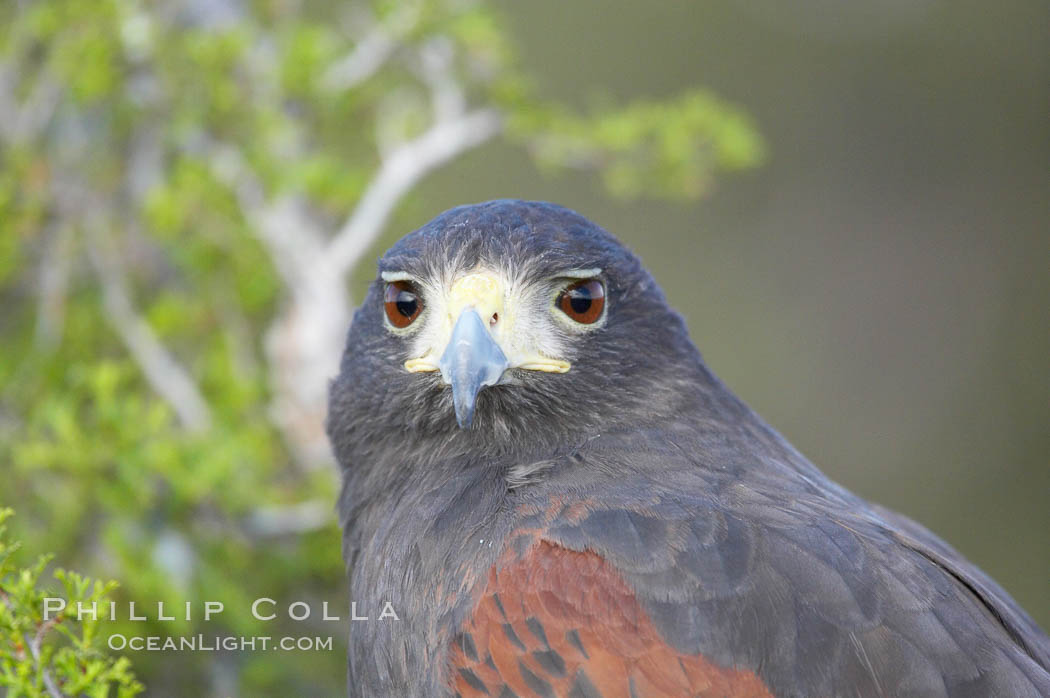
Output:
[401,269,572,429]
[438,308,510,428]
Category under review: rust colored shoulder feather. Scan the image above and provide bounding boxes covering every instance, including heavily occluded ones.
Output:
[449,540,772,698]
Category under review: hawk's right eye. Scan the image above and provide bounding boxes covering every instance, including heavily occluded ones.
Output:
[384,281,423,328]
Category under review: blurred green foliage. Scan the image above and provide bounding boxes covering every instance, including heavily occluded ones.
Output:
[0,0,760,693]
[518,91,763,199]
[0,509,143,698]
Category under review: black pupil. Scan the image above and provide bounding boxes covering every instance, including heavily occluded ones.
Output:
[568,287,593,313]
[395,291,418,317]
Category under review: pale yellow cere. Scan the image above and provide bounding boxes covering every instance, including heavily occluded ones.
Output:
[447,272,503,321]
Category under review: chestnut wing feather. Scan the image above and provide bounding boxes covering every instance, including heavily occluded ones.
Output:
[450,540,772,698]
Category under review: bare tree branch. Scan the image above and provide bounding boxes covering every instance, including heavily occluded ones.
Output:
[85,224,213,433]
[320,2,421,92]
[416,37,465,124]
[253,197,330,289]
[26,623,65,698]
[0,62,63,146]
[209,145,329,292]
[321,29,396,92]
[33,223,74,350]
[325,107,502,277]
[0,61,21,143]
[11,75,62,144]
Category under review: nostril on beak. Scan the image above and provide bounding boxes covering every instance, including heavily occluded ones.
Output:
[490,312,498,327]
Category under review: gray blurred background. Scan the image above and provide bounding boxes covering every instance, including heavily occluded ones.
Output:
[381,0,1049,627]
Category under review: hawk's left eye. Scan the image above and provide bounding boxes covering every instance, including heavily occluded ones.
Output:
[556,279,605,324]
[384,281,423,328]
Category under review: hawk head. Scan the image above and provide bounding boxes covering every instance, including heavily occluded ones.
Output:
[327,200,707,465]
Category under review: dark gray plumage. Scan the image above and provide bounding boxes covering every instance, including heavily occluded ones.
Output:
[327,199,1050,697]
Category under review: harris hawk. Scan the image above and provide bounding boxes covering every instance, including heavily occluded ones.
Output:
[326,200,1050,697]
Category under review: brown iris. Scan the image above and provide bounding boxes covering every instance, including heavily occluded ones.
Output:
[384,281,423,328]
[557,279,605,324]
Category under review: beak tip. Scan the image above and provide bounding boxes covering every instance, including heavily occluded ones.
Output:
[452,391,476,429]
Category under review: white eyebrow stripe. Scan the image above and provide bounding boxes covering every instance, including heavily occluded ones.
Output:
[381,270,419,282]
[552,268,602,279]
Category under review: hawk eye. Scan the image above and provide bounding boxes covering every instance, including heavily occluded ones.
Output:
[384,281,423,328]
[557,279,605,325]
